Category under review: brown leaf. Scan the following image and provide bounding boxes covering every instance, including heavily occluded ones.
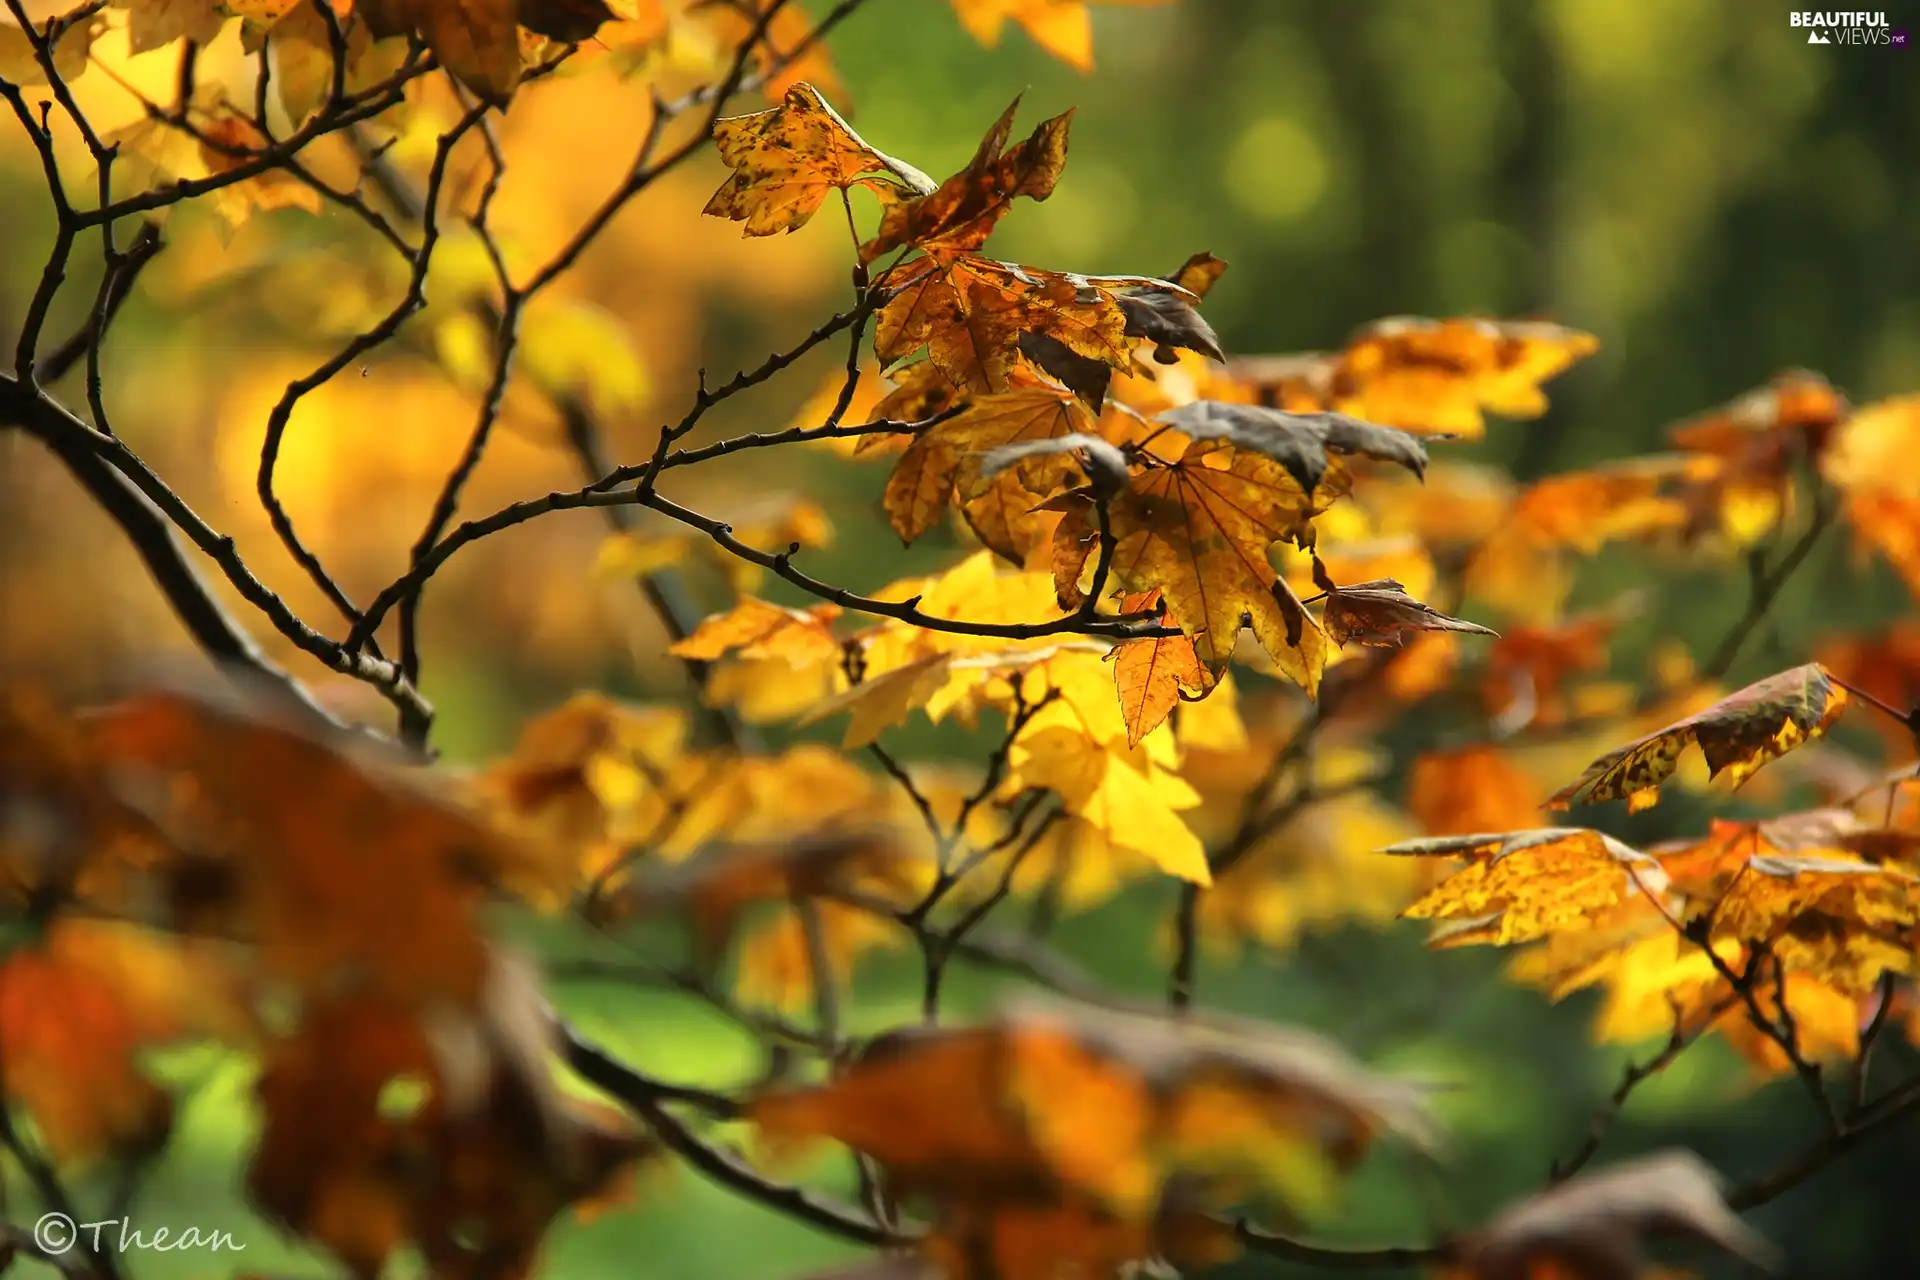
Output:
[1547,663,1851,813]
[1316,569,1497,650]
[705,82,935,236]
[518,0,615,42]
[860,96,1072,261]
[1455,1150,1779,1280]
[750,994,1437,1218]
[418,0,523,106]
[248,947,653,1279]
[83,688,541,1003]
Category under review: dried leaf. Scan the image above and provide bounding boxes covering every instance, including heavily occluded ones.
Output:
[1547,663,1850,813]
[1315,569,1497,649]
[705,83,935,236]
[861,96,1072,261]
[1455,1150,1778,1280]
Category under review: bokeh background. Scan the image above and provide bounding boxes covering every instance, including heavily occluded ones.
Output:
[3,0,1919,1277]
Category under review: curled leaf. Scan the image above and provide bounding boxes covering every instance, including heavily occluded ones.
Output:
[976,432,1130,501]
[1157,400,1429,492]
[1454,1149,1779,1280]
[1547,663,1850,813]
[705,82,936,236]
[1315,567,1497,649]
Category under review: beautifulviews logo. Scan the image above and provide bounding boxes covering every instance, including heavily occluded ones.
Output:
[1789,11,1900,43]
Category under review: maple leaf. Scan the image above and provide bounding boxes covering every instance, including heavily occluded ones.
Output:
[471,692,703,897]
[356,0,614,105]
[1479,612,1618,730]
[1382,828,1670,946]
[1546,662,1850,813]
[946,0,1171,72]
[1090,403,1425,687]
[1820,393,1920,600]
[734,899,898,1012]
[1668,369,1849,547]
[861,95,1071,262]
[83,688,544,1002]
[1107,589,1211,747]
[1225,317,1599,441]
[0,4,101,85]
[1312,560,1496,649]
[0,686,178,913]
[248,948,652,1278]
[0,919,251,1164]
[1451,1150,1778,1280]
[883,381,1099,549]
[1008,709,1210,883]
[672,596,845,666]
[112,0,227,55]
[264,8,412,130]
[875,255,1194,400]
[751,995,1435,1225]
[1406,745,1545,837]
[799,652,955,748]
[1818,620,1920,761]
[704,83,936,236]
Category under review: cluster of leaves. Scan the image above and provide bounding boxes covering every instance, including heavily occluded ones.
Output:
[5,3,1920,1280]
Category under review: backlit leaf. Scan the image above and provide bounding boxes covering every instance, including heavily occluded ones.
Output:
[705,82,936,236]
[1547,663,1850,813]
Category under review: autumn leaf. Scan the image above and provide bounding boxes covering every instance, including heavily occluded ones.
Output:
[1382,828,1670,946]
[1158,400,1430,492]
[1091,401,1424,688]
[1547,663,1851,813]
[751,995,1435,1224]
[355,0,613,105]
[248,948,652,1278]
[0,4,101,85]
[0,919,252,1164]
[1407,745,1545,837]
[1668,370,1848,546]
[861,95,1071,261]
[734,899,898,1012]
[874,255,1195,400]
[704,82,936,236]
[0,685,178,912]
[1312,560,1497,649]
[1107,590,1211,747]
[799,653,955,748]
[884,381,1095,547]
[1452,1150,1778,1280]
[947,0,1171,72]
[1820,393,1920,601]
[83,688,543,1002]
[113,0,227,55]
[1226,317,1599,441]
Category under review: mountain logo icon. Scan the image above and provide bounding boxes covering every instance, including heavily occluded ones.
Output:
[1808,29,1831,42]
